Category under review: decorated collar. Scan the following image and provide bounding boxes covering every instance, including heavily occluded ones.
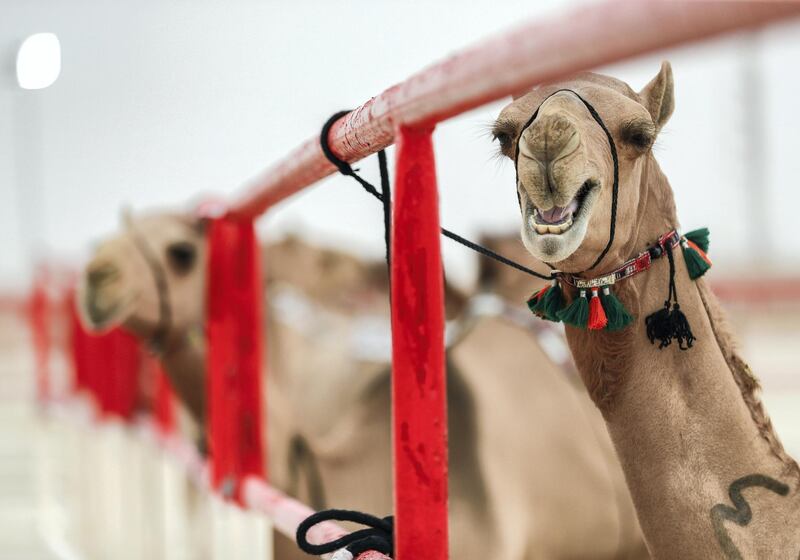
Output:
[527,228,712,350]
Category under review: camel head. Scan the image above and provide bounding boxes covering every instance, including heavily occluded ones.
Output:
[78,210,207,344]
[493,63,675,273]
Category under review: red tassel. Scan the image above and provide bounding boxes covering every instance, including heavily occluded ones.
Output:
[588,288,608,330]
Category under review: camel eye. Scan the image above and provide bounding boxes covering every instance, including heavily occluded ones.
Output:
[493,131,511,148]
[166,241,196,274]
[620,121,655,152]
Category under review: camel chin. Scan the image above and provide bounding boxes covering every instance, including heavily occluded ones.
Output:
[520,179,600,264]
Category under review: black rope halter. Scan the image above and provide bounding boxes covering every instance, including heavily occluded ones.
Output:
[514,88,620,275]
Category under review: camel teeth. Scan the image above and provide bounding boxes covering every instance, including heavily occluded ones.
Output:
[531,217,573,235]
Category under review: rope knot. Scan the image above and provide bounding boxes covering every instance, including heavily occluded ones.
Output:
[296,509,394,559]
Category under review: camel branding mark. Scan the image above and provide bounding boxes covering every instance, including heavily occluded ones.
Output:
[710,474,790,560]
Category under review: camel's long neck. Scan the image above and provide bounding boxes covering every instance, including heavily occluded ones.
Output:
[158,330,207,425]
[122,316,208,426]
[566,157,800,557]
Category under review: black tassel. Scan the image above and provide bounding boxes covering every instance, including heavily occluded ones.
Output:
[645,243,695,350]
[646,301,695,350]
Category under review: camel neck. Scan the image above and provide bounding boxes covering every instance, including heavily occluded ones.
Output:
[122,316,208,425]
[565,156,800,556]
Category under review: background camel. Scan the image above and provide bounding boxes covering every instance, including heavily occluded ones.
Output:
[78,211,646,558]
[497,63,800,558]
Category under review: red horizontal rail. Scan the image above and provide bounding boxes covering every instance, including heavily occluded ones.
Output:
[229,0,800,219]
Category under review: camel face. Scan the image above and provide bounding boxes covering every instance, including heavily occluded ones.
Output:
[78,212,207,339]
[494,64,674,272]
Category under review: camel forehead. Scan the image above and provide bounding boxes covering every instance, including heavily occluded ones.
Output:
[128,212,202,242]
[499,72,644,125]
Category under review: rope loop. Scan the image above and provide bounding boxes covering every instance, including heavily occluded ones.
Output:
[296,509,394,559]
[319,111,550,281]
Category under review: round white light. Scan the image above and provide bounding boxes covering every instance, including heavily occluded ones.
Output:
[16,33,61,90]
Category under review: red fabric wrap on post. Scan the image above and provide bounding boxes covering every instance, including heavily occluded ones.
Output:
[30,280,50,401]
[390,126,449,560]
[206,216,266,500]
[68,294,89,392]
[154,363,176,435]
[85,328,140,419]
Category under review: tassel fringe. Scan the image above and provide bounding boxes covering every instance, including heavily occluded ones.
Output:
[527,285,550,315]
[588,288,608,330]
[528,279,564,322]
[645,301,695,350]
[684,228,710,253]
[540,280,564,322]
[557,289,589,328]
[682,239,712,280]
[601,286,633,331]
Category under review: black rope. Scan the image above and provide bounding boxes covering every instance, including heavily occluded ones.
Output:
[645,243,695,350]
[378,149,391,272]
[320,112,550,281]
[296,509,394,558]
[514,89,620,274]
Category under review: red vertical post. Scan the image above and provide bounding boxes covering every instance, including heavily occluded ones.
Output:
[206,216,266,500]
[391,125,448,560]
[67,293,89,392]
[153,364,176,435]
[30,278,50,402]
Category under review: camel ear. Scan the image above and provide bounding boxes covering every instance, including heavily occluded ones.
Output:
[120,205,134,228]
[190,215,208,235]
[639,61,674,131]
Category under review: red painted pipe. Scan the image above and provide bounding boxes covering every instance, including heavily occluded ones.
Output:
[391,126,448,560]
[229,1,800,219]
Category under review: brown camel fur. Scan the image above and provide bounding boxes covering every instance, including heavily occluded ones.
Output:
[496,63,800,558]
[78,211,647,558]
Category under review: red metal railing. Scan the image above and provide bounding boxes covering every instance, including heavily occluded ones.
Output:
[32,2,800,559]
[221,3,800,558]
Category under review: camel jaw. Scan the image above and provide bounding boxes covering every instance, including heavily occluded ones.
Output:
[520,179,600,263]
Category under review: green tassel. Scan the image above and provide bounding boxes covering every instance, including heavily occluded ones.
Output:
[681,241,711,280]
[684,228,709,253]
[557,289,589,328]
[601,286,633,331]
[527,285,550,316]
[539,280,564,322]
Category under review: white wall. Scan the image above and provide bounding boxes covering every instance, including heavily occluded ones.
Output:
[2,1,800,291]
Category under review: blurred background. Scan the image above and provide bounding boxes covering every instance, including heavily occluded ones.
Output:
[2,1,800,558]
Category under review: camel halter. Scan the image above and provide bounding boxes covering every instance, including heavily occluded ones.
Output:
[125,220,173,354]
[514,88,619,274]
[516,90,713,348]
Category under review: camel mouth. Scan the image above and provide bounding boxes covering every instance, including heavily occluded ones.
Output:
[520,179,601,262]
[80,286,137,332]
[527,180,598,236]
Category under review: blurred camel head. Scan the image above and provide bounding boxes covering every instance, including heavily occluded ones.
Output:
[78,211,207,345]
[78,210,404,342]
[493,63,675,273]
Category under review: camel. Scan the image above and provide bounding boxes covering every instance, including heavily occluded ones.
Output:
[78,211,647,559]
[495,63,800,558]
